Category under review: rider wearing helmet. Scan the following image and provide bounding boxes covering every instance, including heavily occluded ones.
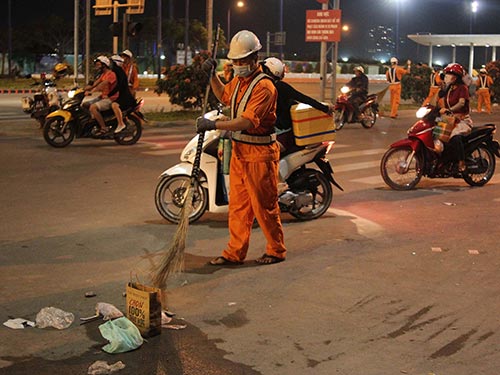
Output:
[261,57,334,154]
[346,66,369,120]
[85,55,119,135]
[438,62,473,172]
[120,49,139,97]
[53,63,68,80]
[197,30,287,266]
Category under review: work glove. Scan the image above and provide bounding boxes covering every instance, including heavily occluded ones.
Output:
[196,117,217,133]
[201,58,217,77]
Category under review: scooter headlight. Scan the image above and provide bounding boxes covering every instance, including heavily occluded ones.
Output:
[68,89,76,99]
[340,86,350,94]
[416,106,431,119]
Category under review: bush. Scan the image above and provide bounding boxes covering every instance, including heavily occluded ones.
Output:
[401,64,432,104]
[155,50,218,110]
[485,60,500,103]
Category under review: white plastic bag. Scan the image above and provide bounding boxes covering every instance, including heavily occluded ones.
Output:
[35,307,74,329]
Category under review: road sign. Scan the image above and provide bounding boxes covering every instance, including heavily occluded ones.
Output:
[305,9,342,42]
[126,0,145,14]
[274,31,287,46]
[95,0,112,15]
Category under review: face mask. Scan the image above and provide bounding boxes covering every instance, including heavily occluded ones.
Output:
[444,74,454,85]
[233,64,253,77]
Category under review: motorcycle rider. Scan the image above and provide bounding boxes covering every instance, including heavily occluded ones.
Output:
[438,63,473,172]
[109,55,137,133]
[85,56,119,135]
[197,30,287,266]
[346,66,368,121]
[120,49,139,97]
[261,57,334,154]
[53,63,68,80]
[386,57,411,118]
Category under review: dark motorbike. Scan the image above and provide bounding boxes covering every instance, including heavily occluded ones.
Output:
[334,86,379,130]
[380,105,500,190]
[21,77,61,127]
[43,87,144,148]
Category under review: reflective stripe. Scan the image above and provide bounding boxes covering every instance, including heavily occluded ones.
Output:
[232,131,276,144]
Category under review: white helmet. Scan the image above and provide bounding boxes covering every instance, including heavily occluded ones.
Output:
[227,30,262,60]
[120,49,133,58]
[264,57,285,79]
[111,54,124,67]
[95,55,110,67]
[390,57,398,64]
[354,66,364,74]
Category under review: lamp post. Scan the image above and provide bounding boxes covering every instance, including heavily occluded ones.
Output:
[227,1,244,42]
[470,1,478,34]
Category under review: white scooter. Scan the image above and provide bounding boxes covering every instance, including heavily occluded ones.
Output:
[154,109,343,223]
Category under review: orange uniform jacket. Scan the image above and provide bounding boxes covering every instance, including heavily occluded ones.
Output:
[423,71,443,106]
[122,62,139,93]
[219,67,286,262]
[386,65,409,117]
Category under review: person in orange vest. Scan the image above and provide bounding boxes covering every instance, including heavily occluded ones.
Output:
[120,49,139,97]
[197,30,287,266]
[386,57,411,118]
[423,66,443,106]
[476,68,494,114]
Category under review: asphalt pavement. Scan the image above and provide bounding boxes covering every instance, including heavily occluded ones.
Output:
[1,87,500,375]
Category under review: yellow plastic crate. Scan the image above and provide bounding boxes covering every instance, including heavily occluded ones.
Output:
[290,103,336,146]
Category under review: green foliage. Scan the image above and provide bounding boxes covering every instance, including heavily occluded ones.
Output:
[485,60,500,103]
[155,51,218,110]
[401,65,432,104]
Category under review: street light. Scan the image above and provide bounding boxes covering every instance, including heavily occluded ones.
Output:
[227,1,245,42]
[470,1,478,34]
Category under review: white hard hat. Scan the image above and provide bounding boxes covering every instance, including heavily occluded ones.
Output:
[121,49,133,58]
[390,57,398,64]
[227,30,262,60]
[354,66,364,74]
[95,55,110,67]
[263,57,285,79]
[111,54,124,66]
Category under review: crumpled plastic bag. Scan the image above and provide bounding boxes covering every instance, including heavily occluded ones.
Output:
[96,302,123,320]
[35,307,74,329]
[3,318,36,329]
[87,360,125,374]
[98,316,143,354]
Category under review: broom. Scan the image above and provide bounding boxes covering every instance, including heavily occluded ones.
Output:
[152,25,221,289]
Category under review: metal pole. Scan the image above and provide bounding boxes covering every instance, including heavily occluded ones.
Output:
[157,0,162,80]
[279,0,283,60]
[266,32,270,56]
[85,0,90,84]
[8,0,12,76]
[330,0,340,102]
[319,2,328,102]
[74,0,79,83]
[112,0,119,54]
[395,0,399,57]
[184,0,189,65]
[206,0,213,50]
[122,13,129,51]
[227,8,231,42]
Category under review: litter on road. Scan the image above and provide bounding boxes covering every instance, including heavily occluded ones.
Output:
[35,306,74,329]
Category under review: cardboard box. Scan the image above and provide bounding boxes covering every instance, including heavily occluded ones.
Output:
[291,103,336,146]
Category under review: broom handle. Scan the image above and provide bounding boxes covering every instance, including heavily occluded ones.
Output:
[191,24,221,184]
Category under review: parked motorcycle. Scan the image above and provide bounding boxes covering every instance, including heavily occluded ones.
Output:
[21,76,62,127]
[42,87,144,148]
[334,86,379,130]
[380,105,500,190]
[154,109,343,223]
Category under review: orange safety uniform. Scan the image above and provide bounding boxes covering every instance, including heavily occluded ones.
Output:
[122,62,139,96]
[477,73,494,114]
[423,71,443,106]
[386,65,410,117]
[219,66,286,263]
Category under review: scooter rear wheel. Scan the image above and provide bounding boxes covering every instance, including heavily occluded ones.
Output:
[114,114,142,145]
[380,146,422,190]
[463,145,496,186]
[361,107,377,129]
[155,175,208,223]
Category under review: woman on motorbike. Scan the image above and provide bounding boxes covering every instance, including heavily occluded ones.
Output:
[438,63,473,172]
[261,57,334,155]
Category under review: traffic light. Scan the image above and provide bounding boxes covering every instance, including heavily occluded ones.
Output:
[128,22,143,37]
[109,22,122,37]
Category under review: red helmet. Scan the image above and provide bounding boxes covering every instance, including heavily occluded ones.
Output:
[444,63,465,77]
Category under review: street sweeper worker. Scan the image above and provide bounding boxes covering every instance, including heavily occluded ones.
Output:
[197,29,287,266]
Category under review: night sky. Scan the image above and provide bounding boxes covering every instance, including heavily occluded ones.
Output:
[3,0,500,64]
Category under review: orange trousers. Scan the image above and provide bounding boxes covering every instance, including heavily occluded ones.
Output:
[222,155,286,262]
[423,86,440,106]
[389,83,402,117]
[477,88,492,113]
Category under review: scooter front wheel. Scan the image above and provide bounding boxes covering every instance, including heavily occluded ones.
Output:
[334,109,345,130]
[380,146,422,190]
[43,116,75,148]
[155,175,208,223]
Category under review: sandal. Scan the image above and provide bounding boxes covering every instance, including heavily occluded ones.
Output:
[255,254,285,265]
[209,256,243,266]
